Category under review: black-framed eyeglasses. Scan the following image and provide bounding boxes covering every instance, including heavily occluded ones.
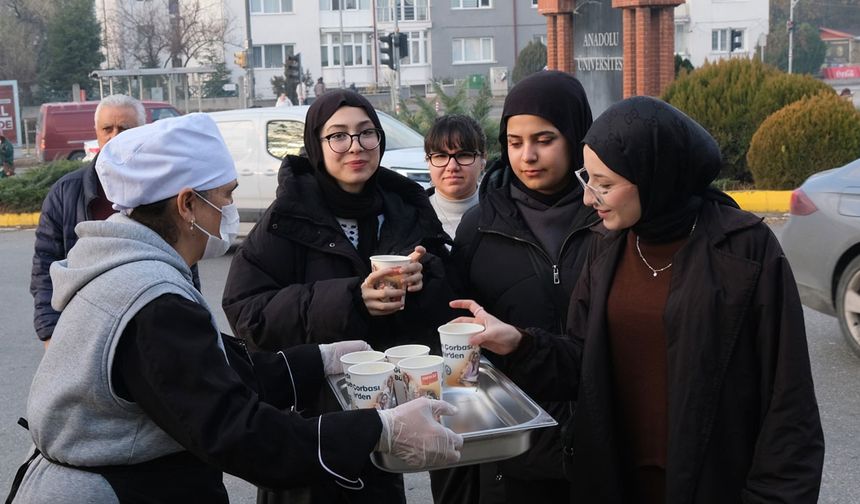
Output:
[426,151,480,168]
[321,128,383,153]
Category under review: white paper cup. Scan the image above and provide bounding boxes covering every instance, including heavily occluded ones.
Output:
[340,350,386,407]
[370,255,411,307]
[346,361,396,410]
[384,344,431,405]
[397,355,445,403]
[439,322,484,390]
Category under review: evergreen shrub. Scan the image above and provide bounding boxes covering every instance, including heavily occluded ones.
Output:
[662,58,832,182]
[0,160,83,213]
[748,92,860,189]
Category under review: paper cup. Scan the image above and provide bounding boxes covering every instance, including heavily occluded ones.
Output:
[340,350,386,407]
[439,323,484,390]
[346,361,396,410]
[385,344,431,405]
[370,255,411,307]
[397,355,445,403]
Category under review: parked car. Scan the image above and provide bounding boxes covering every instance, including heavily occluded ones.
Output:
[207,105,430,235]
[781,158,860,358]
[36,100,181,162]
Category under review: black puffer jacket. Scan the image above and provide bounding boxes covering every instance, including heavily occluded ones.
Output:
[223,155,455,374]
[450,159,603,481]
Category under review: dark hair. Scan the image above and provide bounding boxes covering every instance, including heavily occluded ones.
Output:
[424,115,486,156]
[129,189,211,245]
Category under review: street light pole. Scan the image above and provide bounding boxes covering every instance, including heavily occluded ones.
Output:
[244,0,255,106]
[788,0,799,74]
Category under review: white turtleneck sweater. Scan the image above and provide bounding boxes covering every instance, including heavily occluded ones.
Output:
[429,189,479,241]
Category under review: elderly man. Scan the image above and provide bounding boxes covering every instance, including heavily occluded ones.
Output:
[30,94,199,346]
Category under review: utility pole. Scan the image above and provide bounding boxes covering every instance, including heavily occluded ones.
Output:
[244,0,255,106]
[788,0,799,74]
[394,0,401,111]
[339,4,346,88]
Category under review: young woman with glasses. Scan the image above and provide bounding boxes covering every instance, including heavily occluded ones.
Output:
[437,71,604,504]
[424,114,487,240]
[451,96,824,503]
[222,90,457,504]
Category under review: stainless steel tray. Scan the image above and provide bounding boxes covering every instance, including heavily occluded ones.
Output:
[327,358,557,473]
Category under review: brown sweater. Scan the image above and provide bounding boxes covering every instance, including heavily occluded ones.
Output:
[606,232,686,503]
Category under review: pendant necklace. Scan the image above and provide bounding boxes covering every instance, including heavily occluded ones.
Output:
[635,215,698,278]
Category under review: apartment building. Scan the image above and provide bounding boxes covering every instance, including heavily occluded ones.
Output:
[674,0,769,68]
[429,0,545,84]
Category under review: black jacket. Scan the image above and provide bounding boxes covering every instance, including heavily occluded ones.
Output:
[223,155,454,367]
[508,202,825,503]
[450,160,602,481]
[30,161,199,341]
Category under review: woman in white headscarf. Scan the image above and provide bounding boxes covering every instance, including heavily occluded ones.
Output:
[7,114,461,503]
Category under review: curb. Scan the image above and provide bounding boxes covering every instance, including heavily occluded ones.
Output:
[0,191,793,228]
[725,191,791,214]
[0,212,39,227]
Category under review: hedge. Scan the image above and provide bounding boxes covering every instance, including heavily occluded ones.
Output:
[748,92,860,189]
[0,160,83,213]
[662,58,832,181]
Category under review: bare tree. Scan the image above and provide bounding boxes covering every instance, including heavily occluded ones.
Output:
[0,0,59,102]
[106,0,232,69]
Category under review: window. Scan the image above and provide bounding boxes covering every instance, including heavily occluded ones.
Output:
[376,0,428,22]
[531,0,538,7]
[451,0,491,8]
[322,0,368,10]
[452,37,494,63]
[251,0,293,13]
[321,32,373,67]
[711,28,744,53]
[711,29,729,52]
[253,44,295,68]
[267,120,304,159]
[405,31,428,65]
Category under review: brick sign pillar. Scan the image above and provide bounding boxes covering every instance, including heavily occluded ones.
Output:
[538,0,575,73]
[613,0,683,97]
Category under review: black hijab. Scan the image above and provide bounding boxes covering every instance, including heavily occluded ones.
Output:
[499,71,593,204]
[303,90,385,219]
[583,96,738,242]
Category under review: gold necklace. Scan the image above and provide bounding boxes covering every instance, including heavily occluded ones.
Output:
[635,216,698,278]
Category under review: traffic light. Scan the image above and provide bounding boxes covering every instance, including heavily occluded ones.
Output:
[233,50,247,68]
[730,30,743,52]
[379,34,395,70]
[395,32,409,60]
[286,54,301,81]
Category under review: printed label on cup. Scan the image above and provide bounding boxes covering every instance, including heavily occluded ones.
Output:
[384,344,431,406]
[339,350,385,407]
[397,355,445,403]
[439,323,484,390]
[370,255,411,306]
[347,361,396,410]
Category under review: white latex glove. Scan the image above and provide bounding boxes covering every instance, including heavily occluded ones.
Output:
[318,340,372,376]
[376,398,464,468]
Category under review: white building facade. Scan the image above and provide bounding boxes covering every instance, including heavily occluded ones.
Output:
[674,0,769,68]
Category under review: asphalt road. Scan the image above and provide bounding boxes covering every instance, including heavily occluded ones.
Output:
[1,221,858,502]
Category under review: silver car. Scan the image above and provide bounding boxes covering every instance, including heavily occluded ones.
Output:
[782,159,860,358]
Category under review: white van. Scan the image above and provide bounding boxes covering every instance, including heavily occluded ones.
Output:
[208,106,430,235]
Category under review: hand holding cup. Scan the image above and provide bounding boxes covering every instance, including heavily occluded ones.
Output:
[448,299,523,356]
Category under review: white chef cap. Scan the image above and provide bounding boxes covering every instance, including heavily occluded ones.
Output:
[95,113,237,215]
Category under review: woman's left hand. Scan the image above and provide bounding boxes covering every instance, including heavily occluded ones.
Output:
[402,246,425,293]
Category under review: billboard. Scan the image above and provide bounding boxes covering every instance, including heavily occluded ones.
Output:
[572,0,623,117]
[0,80,22,146]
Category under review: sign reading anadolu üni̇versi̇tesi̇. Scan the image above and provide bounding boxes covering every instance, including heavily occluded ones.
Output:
[572,0,623,117]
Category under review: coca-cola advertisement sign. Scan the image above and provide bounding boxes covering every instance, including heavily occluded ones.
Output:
[0,81,21,145]
[822,66,860,80]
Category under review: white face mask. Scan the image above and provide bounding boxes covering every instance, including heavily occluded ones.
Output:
[192,191,240,259]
